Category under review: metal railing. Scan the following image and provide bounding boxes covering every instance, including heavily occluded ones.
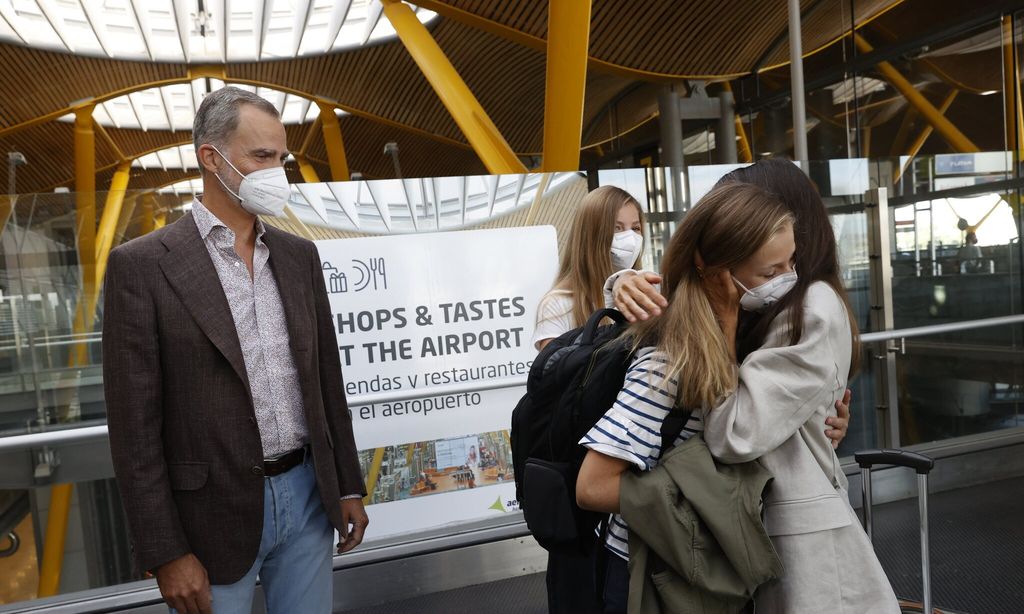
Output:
[1,314,1024,454]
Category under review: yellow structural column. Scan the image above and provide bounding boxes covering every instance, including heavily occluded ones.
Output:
[854,34,979,153]
[94,161,132,281]
[316,105,351,181]
[381,0,527,175]
[38,484,74,597]
[74,105,97,286]
[40,103,101,598]
[723,82,752,163]
[896,90,959,180]
[293,153,323,183]
[140,193,156,235]
[1003,15,1023,162]
[541,0,592,171]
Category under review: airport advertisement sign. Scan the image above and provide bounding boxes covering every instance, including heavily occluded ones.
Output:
[315,226,558,541]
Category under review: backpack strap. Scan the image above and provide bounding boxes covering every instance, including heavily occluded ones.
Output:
[658,407,693,458]
[580,308,627,344]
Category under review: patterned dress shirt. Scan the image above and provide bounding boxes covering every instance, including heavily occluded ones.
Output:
[192,198,308,459]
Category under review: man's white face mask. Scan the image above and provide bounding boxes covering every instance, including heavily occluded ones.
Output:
[733,271,799,312]
[611,229,643,270]
[210,145,290,217]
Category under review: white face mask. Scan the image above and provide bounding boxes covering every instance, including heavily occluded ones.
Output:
[610,230,643,270]
[733,271,798,313]
[211,145,291,217]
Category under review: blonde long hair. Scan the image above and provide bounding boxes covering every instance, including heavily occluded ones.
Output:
[551,186,644,328]
[629,182,794,409]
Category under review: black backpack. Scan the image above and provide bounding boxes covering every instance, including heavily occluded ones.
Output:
[511,308,691,555]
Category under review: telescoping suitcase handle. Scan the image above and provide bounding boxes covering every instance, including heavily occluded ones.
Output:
[855,449,936,614]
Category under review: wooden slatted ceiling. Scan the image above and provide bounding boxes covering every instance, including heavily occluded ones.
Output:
[0,1,900,142]
[758,0,898,69]
[434,0,899,75]
[0,111,484,194]
[304,115,486,180]
[0,45,185,129]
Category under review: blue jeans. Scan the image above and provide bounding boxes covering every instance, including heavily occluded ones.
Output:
[172,454,333,614]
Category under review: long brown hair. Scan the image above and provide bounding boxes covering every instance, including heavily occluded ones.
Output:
[629,182,794,409]
[715,158,861,375]
[550,185,644,328]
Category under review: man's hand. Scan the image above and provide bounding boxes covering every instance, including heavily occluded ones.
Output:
[613,271,666,322]
[825,389,852,449]
[155,553,211,614]
[337,498,369,554]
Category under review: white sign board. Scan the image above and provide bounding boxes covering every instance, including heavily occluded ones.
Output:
[315,226,559,541]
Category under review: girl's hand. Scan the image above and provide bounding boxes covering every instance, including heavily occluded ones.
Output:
[825,389,852,449]
[613,271,666,322]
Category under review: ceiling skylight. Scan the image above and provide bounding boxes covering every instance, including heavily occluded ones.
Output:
[57,79,344,130]
[0,1,436,62]
[157,172,582,234]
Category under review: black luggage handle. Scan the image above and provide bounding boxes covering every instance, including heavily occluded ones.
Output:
[580,308,627,344]
[854,449,934,474]
[857,448,936,613]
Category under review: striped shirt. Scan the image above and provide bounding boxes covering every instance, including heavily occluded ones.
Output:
[579,346,703,560]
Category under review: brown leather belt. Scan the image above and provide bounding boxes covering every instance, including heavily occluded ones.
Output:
[263,446,307,477]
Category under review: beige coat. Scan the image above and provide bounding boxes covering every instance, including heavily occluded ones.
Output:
[704,282,899,613]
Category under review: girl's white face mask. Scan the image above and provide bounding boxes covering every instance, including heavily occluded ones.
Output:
[733,271,798,312]
[611,230,643,270]
[211,145,291,217]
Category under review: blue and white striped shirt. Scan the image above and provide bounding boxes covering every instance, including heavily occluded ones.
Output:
[579,346,703,560]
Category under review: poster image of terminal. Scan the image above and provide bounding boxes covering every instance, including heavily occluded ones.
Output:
[358,430,514,506]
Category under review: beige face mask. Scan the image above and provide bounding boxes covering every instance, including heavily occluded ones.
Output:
[733,271,799,312]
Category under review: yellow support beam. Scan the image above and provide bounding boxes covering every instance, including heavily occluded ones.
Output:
[854,33,979,153]
[95,162,131,266]
[140,193,155,235]
[37,483,73,597]
[74,105,97,286]
[293,154,323,183]
[92,120,127,163]
[283,205,316,240]
[723,83,752,163]
[299,115,323,157]
[154,208,167,230]
[113,194,140,249]
[363,448,386,506]
[896,90,959,181]
[381,0,527,175]
[541,0,592,172]
[524,173,551,226]
[316,104,351,181]
[1003,15,1023,162]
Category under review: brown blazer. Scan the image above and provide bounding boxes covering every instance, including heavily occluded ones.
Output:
[102,212,364,585]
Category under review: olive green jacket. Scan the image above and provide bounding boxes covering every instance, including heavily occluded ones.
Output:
[620,435,784,614]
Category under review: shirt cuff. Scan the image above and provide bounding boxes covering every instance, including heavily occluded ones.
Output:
[603,269,645,308]
[340,494,363,500]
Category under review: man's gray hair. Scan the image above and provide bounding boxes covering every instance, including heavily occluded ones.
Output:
[192,86,280,150]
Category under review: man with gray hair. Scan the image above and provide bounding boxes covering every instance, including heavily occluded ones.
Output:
[103,86,367,614]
